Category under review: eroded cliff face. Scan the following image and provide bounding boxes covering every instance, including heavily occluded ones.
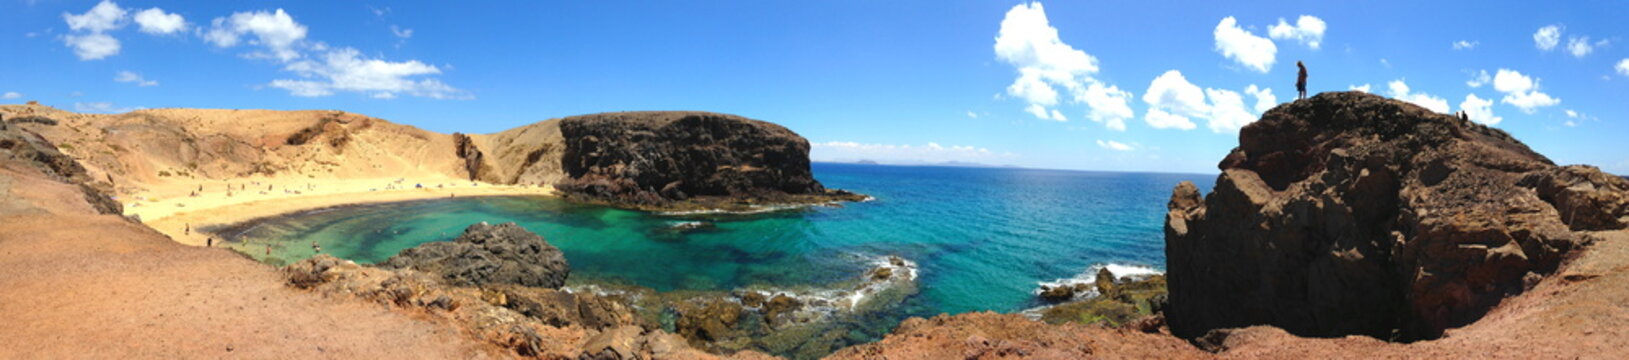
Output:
[552,111,860,210]
[1165,91,1629,340]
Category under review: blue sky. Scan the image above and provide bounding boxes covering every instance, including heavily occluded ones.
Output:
[3,1,1626,174]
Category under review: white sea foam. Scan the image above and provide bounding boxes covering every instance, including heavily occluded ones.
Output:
[1032,263,1163,300]
[732,254,918,321]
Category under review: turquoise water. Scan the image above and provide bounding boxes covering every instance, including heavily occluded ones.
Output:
[223,163,1210,316]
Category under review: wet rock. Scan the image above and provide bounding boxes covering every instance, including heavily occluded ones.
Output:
[381,222,570,288]
[762,294,802,322]
[673,298,744,345]
[1165,91,1625,340]
[737,291,766,308]
[1094,267,1118,301]
[1038,285,1075,302]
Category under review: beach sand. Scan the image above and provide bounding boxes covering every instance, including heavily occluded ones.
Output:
[131,175,555,246]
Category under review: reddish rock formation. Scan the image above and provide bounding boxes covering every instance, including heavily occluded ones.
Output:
[1165,91,1629,340]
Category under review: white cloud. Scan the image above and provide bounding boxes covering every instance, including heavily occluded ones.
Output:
[73,101,140,113]
[1618,59,1629,77]
[1204,88,1256,132]
[1567,36,1595,57]
[1143,109,1197,130]
[1141,70,1269,133]
[811,141,1013,164]
[64,33,121,60]
[203,9,308,61]
[1452,40,1478,50]
[966,111,978,118]
[1492,69,1559,113]
[1214,17,1277,73]
[61,0,127,60]
[63,0,126,33]
[272,47,471,99]
[1244,85,1277,113]
[2,92,22,99]
[1096,139,1134,151]
[1459,93,1501,125]
[1267,15,1326,49]
[113,70,158,86]
[1466,69,1491,88]
[1348,84,1371,93]
[994,2,1132,127]
[1385,79,1450,113]
[133,7,187,34]
[1142,70,1206,130]
[1565,109,1579,118]
[1534,25,1561,51]
[391,25,413,39]
[1078,82,1133,131]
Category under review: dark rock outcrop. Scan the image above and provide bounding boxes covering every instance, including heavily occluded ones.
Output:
[452,132,489,181]
[1164,91,1629,340]
[552,111,863,210]
[381,222,570,288]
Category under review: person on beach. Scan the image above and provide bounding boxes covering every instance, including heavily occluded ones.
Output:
[185,223,190,235]
[311,241,321,253]
[1296,61,1308,100]
[207,237,213,247]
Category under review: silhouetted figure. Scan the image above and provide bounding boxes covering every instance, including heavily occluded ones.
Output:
[1296,61,1308,100]
[207,237,213,247]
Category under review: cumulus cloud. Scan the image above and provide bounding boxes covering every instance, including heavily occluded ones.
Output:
[1140,70,1270,132]
[1096,139,1134,151]
[1452,40,1478,50]
[1142,70,1206,130]
[133,7,187,34]
[1492,69,1559,113]
[2,92,22,99]
[1385,79,1450,113]
[114,70,158,86]
[1348,84,1371,93]
[1466,69,1491,88]
[1567,36,1594,57]
[203,9,308,61]
[272,47,471,99]
[1214,17,1277,73]
[811,141,1014,164]
[73,101,140,113]
[61,0,127,60]
[1243,85,1277,113]
[1079,82,1133,130]
[993,3,1133,128]
[1534,25,1561,51]
[1267,15,1326,49]
[64,0,126,33]
[1618,58,1629,77]
[1458,94,1501,125]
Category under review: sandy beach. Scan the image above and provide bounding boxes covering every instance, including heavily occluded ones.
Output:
[131,176,556,246]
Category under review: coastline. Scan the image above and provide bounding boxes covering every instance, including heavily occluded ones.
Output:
[132,176,556,246]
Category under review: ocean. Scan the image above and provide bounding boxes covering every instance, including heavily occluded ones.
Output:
[224,163,1212,319]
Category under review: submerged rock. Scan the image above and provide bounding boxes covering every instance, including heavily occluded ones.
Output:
[380,222,570,288]
[1164,91,1629,340]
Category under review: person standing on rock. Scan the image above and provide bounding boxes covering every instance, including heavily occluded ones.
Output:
[1296,61,1308,100]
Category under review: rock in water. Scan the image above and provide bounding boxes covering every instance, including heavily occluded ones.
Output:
[553,111,859,209]
[1164,91,1629,340]
[381,222,570,288]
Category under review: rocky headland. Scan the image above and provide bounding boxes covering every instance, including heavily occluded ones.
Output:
[1164,91,1629,341]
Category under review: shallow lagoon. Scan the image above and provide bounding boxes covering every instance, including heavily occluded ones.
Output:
[224,163,1211,316]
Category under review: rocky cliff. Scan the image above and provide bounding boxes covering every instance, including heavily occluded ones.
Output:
[551,111,863,210]
[1164,91,1629,340]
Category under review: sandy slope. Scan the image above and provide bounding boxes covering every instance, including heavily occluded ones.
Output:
[0,161,503,359]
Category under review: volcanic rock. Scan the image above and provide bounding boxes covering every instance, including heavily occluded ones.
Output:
[381,222,570,288]
[1164,91,1629,340]
[552,111,864,210]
